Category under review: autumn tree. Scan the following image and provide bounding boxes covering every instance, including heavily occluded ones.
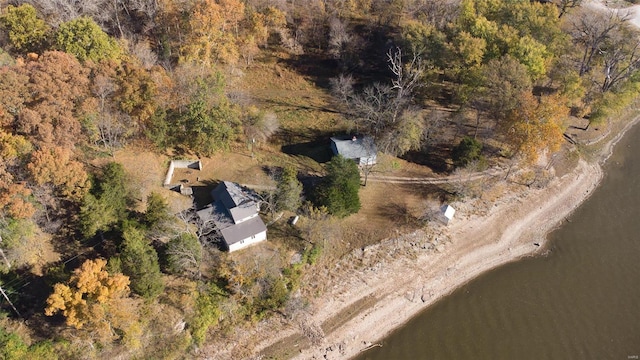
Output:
[45,258,138,343]
[472,55,533,124]
[0,4,50,54]
[18,51,90,148]
[0,66,29,128]
[0,131,35,219]
[315,155,361,218]
[180,0,245,65]
[500,93,567,164]
[114,61,157,127]
[55,17,121,62]
[27,146,89,202]
[400,20,449,71]
[453,0,561,79]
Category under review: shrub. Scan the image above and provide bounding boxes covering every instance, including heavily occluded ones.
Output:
[452,136,484,168]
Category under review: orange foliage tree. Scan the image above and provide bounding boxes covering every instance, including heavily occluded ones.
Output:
[0,131,35,219]
[501,93,567,164]
[27,146,89,202]
[18,51,90,148]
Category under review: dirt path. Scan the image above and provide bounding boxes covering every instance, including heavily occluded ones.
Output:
[365,167,504,184]
[587,0,640,27]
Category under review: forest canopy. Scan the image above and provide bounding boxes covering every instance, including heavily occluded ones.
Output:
[1,0,640,358]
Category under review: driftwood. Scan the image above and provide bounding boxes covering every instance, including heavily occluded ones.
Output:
[360,343,383,353]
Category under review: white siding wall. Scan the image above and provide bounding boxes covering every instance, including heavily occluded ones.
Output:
[228,230,267,252]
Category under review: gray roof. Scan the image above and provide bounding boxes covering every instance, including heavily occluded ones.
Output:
[220,216,266,246]
[331,136,377,160]
[198,181,267,247]
[212,181,254,209]
[212,181,259,223]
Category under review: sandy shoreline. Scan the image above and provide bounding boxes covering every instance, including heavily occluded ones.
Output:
[239,108,640,360]
[207,3,640,359]
[295,161,602,360]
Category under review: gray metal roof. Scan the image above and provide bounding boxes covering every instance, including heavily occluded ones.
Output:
[198,181,267,247]
[212,181,254,209]
[211,181,260,223]
[330,136,377,160]
[220,216,266,246]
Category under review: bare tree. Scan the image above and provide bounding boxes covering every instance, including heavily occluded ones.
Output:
[330,47,425,156]
[129,40,158,69]
[0,233,11,269]
[600,28,640,92]
[195,206,233,247]
[570,8,630,76]
[92,75,129,155]
[327,16,364,70]
[166,233,202,278]
[555,0,583,18]
[409,0,459,30]
[360,136,377,186]
[27,0,109,25]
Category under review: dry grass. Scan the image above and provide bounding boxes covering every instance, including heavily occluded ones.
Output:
[230,52,349,144]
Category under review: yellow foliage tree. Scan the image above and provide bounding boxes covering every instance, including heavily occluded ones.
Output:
[45,259,134,342]
[502,93,567,164]
[181,0,245,65]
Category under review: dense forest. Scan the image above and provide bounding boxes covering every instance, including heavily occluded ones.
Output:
[1,0,640,358]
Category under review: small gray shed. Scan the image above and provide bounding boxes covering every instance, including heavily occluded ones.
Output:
[330,135,377,166]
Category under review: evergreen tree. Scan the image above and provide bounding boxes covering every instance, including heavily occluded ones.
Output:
[276,166,303,212]
[119,226,164,299]
[144,192,169,227]
[79,162,130,238]
[316,155,361,217]
[452,136,484,168]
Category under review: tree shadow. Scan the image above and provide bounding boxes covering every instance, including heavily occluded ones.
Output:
[401,144,452,174]
[190,180,218,210]
[281,140,333,164]
[376,202,420,227]
[277,22,396,91]
[299,174,324,205]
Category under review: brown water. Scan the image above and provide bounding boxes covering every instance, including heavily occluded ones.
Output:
[357,125,640,360]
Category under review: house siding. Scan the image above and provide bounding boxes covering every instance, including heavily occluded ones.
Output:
[228,230,267,252]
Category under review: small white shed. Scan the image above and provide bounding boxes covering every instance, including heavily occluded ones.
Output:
[441,205,456,224]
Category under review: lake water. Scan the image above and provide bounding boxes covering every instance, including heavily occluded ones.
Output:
[356,124,640,360]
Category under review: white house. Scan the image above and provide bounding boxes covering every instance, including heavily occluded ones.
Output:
[330,135,377,166]
[196,181,267,252]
